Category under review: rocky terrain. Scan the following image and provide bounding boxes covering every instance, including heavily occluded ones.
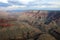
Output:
[0,10,60,40]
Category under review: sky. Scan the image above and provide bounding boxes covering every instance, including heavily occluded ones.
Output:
[0,0,60,11]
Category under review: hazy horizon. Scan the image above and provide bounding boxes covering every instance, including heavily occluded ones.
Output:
[0,0,60,12]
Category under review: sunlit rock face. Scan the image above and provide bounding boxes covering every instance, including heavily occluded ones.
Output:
[0,11,9,19]
[0,11,8,17]
[17,10,48,22]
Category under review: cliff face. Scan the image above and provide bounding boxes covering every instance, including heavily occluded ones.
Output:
[17,10,48,24]
[0,11,9,19]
